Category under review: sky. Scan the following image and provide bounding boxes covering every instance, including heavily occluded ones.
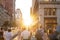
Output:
[15,0,32,26]
[15,0,32,19]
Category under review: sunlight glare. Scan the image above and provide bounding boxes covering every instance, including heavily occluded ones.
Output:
[23,17,33,26]
[16,0,32,27]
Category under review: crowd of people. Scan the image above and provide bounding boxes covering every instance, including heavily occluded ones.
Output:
[0,26,60,40]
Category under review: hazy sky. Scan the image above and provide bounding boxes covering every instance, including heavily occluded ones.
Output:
[15,0,32,18]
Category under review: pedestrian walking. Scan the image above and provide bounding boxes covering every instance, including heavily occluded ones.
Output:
[3,28,13,40]
[48,30,58,40]
[4,28,19,40]
[21,28,31,40]
[42,30,49,40]
[35,26,43,40]
[57,33,60,40]
[31,32,37,40]
[0,27,4,40]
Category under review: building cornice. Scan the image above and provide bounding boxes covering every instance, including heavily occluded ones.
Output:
[40,1,60,5]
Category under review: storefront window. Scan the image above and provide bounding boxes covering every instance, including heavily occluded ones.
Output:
[44,17,57,30]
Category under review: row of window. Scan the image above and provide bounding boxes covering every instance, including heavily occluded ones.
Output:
[44,0,56,2]
[44,8,56,16]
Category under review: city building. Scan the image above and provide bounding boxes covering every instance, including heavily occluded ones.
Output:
[31,0,40,29]
[0,5,11,26]
[32,0,60,30]
[0,0,15,27]
[15,9,22,27]
[0,0,15,16]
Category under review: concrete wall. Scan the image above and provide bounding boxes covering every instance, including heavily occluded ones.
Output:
[56,0,60,1]
[56,9,60,25]
[39,7,44,27]
[32,0,36,9]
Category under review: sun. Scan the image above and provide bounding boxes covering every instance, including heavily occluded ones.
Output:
[23,16,33,27]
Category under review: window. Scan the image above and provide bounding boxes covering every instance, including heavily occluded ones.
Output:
[52,9,56,15]
[44,8,56,16]
[44,9,48,15]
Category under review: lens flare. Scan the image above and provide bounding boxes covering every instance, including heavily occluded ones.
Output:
[22,16,33,27]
